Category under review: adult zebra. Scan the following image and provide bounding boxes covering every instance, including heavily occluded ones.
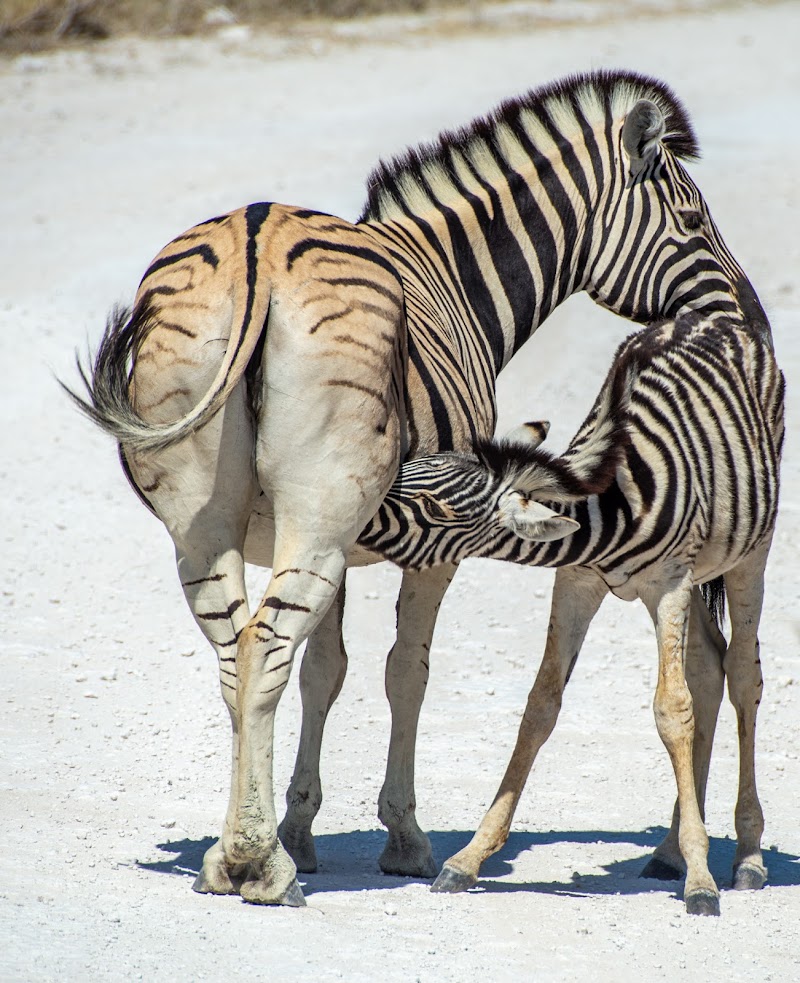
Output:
[360,309,785,915]
[68,70,768,906]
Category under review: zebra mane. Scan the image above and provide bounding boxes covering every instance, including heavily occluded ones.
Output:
[477,311,737,503]
[360,69,699,223]
[475,337,638,502]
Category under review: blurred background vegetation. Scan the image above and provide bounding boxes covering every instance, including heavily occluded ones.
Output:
[0,0,492,52]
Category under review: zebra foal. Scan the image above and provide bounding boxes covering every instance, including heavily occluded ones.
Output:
[364,311,784,916]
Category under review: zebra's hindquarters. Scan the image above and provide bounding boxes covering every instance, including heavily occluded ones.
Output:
[251,210,408,548]
[130,203,409,907]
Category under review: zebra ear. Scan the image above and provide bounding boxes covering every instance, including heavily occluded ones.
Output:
[622,99,666,184]
[497,491,579,542]
[503,420,550,449]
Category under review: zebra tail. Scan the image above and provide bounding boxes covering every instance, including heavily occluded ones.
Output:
[61,287,269,456]
[700,576,727,632]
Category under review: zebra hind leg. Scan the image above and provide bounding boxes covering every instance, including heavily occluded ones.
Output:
[167,540,253,897]
[641,586,726,882]
[220,543,348,906]
[722,543,770,891]
[278,582,348,873]
[643,571,720,916]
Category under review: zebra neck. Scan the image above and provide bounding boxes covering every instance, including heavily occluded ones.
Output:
[366,145,600,378]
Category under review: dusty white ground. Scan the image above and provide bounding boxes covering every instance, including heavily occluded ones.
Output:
[2,2,800,980]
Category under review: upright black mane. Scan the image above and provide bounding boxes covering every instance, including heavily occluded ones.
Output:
[359,69,699,223]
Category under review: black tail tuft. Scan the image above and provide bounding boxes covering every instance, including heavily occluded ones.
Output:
[700,575,727,631]
[59,298,159,441]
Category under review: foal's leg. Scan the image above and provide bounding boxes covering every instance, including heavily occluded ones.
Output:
[378,563,457,878]
[432,566,608,893]
[642,571,719,916]
[278,582,348,873]
[641,586,726,881]
[723,542,770,890]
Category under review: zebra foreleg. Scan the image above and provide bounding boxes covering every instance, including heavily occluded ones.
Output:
[641,586,726,882]
[432,566,607,893]
[278,582,348,873]
[643,570,720,916]
[377,563,456,879]
[723,543,770,892]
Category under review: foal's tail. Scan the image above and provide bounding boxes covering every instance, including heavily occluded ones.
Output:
[700,576,727,632]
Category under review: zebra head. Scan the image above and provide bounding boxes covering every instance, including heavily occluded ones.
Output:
[586,93,769,336]
[367,420,581,569]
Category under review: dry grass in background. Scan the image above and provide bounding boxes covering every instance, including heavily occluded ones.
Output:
[0,0,487,52]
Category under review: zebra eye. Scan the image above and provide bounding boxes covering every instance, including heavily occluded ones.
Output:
[416,493,453,522]
[678,209,704,232]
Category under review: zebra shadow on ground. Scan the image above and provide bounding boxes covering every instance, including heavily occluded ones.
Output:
[136,827,800,899]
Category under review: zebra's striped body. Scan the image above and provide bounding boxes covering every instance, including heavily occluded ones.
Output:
[368,311,784,915]
[67,70,769,906]
[367,313,784,585]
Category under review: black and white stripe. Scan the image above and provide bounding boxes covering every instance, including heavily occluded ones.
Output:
[379,310,783,914]
[359,70,768,457]
[364,311,784,587]
[63,69,775,905]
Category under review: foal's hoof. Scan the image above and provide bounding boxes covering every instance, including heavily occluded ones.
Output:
[639,856,683,881]
[240,876,307,907]
[732,862,767,891]
[685,889,721,917]
[430,865,477,894]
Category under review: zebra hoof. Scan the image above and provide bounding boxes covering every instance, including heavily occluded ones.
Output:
[278,878,308,907]
[240,875,307,907]
[430,865,477,894]
[684,889,720,917]
[379,833,437,879]
[732,862,767,891]
[192,845,245,895]
[192,867,238,895]
[639,856,683,881]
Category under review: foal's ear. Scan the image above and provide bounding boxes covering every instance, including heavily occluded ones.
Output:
[503,420,550,449]
[497,491,579,542]
[622,99,666,184]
